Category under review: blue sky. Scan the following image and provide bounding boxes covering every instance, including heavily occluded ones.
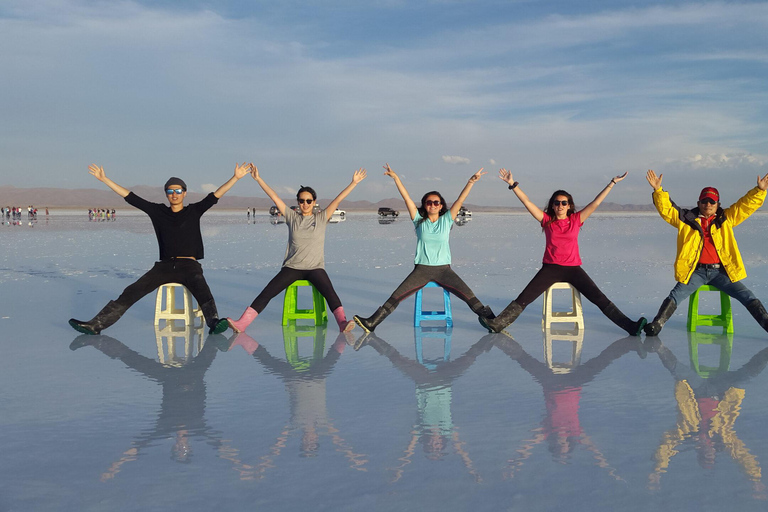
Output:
[1,0,767,205]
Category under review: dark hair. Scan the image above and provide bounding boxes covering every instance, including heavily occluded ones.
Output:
[416,191,448,226]
[296,186,317,201]
[542,190,576,230]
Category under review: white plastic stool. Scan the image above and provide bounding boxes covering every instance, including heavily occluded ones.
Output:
[542,282,585,330]
[154,282,204,328]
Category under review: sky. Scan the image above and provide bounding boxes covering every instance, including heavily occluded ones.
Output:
[1,0,767,206]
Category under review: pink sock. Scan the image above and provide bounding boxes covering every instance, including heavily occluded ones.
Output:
[227,307,258,333]
[333,306,355,332]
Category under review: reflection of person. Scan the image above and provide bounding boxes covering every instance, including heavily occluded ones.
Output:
[70,334,228,478]
[496,335,637,480]
[645,337,768,496]
[482,169,646,336]
[226,331,368,474]
[228,166,367,333]
[354,164,495,332]
[644,170,768,335]
[69,163,251,335]
[358,331,492,481]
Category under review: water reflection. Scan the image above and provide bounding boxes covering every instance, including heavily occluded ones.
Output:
[223,324,367,476]
[496,332,644,481]
[69,332,228,480]
[645,333,768,498]
[356,329,495,482]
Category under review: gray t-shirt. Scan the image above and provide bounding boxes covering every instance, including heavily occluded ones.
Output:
[282,208,329,269]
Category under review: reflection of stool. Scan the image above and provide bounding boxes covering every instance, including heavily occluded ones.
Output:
[543,327,584,373]
[414,282,452,327]
[282,280,328,326]
[282,322,327,372]
[687,285,734,333]
[688,332,733,378]
[542,282,584,330]
[154,323,205,366]
[154,282,204,328]
[414,326,452,370]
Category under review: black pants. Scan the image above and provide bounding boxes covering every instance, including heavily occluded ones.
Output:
[514,264,611,311]
[250,267,342,313]
[115,259,219,327]
[383,264,483,312]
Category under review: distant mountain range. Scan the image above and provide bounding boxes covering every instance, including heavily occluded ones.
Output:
[0,185,656,212]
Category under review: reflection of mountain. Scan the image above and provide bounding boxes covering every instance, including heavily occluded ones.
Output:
[69,332,231,480]
[647,334,768,496]
[225,326,367,477]
[358,330,494,482]
[497,334,641,481]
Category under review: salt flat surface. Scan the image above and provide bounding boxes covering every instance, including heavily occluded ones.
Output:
[2,212,768,511]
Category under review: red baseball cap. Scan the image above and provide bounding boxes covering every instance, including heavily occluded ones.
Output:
[699,187,719,202]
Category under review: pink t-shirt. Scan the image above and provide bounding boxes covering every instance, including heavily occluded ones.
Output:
[541,211,583,266]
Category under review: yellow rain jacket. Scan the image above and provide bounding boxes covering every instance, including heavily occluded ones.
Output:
[652,187,766,284]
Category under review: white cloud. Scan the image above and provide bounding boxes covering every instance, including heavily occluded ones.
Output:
[442,155,470,165]
[667,153,767,170]
[489,159,496,166]
[200,183,217,193]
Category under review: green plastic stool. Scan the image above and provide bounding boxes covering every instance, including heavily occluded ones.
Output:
[282,280,328,326]
[283,322,327,372]
[687,285,734,333]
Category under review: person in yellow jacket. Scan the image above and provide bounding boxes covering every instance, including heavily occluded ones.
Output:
[644,170,768,335]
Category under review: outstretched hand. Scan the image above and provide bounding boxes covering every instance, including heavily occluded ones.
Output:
[250,164,260,181]
[499,168,514,186]
[383,163,398,180]
[758,172,768,191]
[468,168,486,184]
[234,162,250,180]
[88,164,106,182]
[646,169,663,190]
[612,171,628,184]
[352,168,367,184]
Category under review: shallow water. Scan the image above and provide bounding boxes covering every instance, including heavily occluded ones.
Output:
[3,212,768,511]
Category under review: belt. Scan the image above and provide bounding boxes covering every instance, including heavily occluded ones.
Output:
[697,263,721,269]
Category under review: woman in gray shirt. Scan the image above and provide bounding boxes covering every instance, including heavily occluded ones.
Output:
[228,165,367,333]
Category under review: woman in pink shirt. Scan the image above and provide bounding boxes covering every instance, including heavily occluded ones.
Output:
[481,169,646,335]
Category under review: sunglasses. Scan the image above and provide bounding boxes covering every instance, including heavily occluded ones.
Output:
[699,198,717,205]
[552,200,569,206]
[166,189,185,195]
[298,198,314,204]
[424,200,442,207]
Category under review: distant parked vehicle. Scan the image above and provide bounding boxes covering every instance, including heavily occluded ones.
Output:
[333,208,346,218]
[378,207,399,217]
[269,205,282,216]
[457,206,472,217]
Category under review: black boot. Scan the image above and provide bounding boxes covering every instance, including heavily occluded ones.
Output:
[353,306,393,333]
[601,302,647,337]
[644,298,677,336]
[473,304,496,320]
[200,299,229,334]
[68,300,126,335]
[746,299,768,333]
[479,301,524,333]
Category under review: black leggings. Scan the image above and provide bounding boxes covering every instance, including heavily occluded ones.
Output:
[250,267,342,313]
[514,264,611,311]
[383,264,483,313]
[115,259,219,326]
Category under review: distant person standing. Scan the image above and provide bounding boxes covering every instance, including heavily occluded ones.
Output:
[247,208,251,220]
[644,170,768,335]
[69,162,251,335]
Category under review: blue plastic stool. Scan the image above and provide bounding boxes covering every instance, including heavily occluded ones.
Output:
[282,280,328,326]
[687,285,734,333]
[414,282,453,327]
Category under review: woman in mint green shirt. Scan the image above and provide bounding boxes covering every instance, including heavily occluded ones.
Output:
[354,164,495,333]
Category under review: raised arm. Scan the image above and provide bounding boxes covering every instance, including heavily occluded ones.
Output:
[579,172,627,222]
[449,169,486,220]
[324,168,367,216]
[88,164,130,198]
[250,165,287,215]
[499,168,544,222]
[384,163,419,220]
[213,162,251,199]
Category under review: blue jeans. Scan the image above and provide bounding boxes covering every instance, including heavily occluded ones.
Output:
[668,266,757,307]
